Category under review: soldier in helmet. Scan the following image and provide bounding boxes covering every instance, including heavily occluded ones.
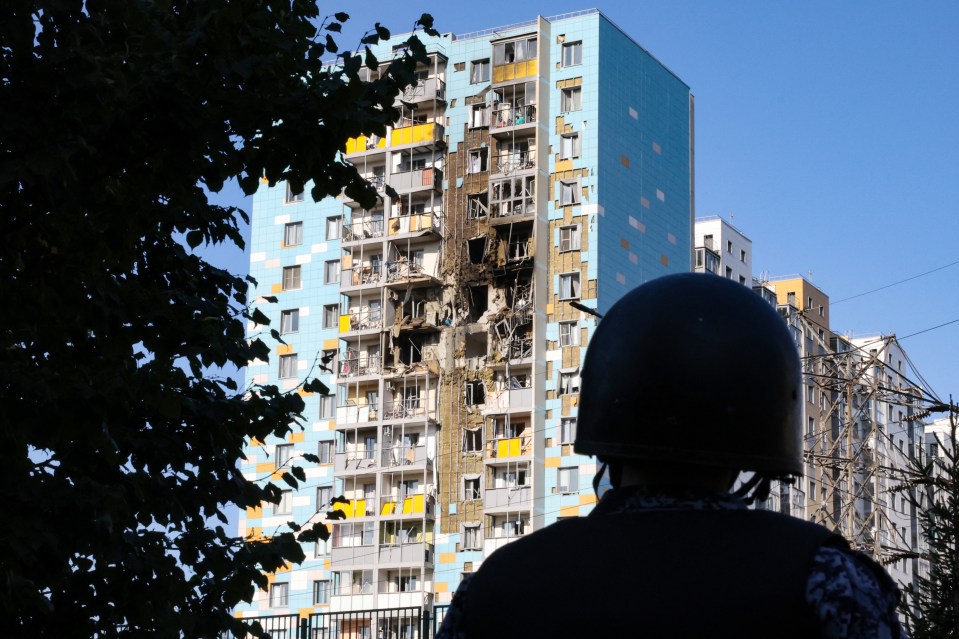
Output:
[437,273,905,638]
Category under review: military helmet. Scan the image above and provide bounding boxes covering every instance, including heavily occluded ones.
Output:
[574,273,803,477]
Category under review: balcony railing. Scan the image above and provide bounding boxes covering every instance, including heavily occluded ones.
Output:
[383,398,431,420]
[345,134,387,155]
[378,541,434,565]
[334,450,379,472]
[331,498,376,519]
[338,355,382,378]
[398,77,446,104]
[381,444,432,468]
[485,435,532,460]
[378,493,436,517]
[389,167,443,192]
[492,104,535,129]
[390,122,444,147]
[335,403,378,424]
[387,211,442,236]
[493,152,535,174]
[385,261,432,284]
[342,309,383,332]
[343,218,385,243]
[341,264,383,288]
[484,485,532,510]
[484,386,533,411]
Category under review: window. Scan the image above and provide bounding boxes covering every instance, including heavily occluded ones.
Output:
[493,37,537,65]
[562,41,583,67]
[739,275,746,285]
[318,441,334,465]
[284,222,303,247]
[470,59,490,84]
[727,240,733,253]
[280,309,300,334]
[319,395,335,420]
[270,582,289,607]
[725,266,732,279]
[557,467,579,493]
[462,525,481,551]
[275,444,293,469]
[470,103,490,129]
[559,225,581,252]
[740,249,746,263]
[808,480,817,501]
[279,353,297,378]
[560,418,577,444]
[463,428,482,454]
[465,379,485,406]
[316,486,332,511]
[490,175,534,218]
[285,183,304,204]
[468,148,488,174]
[561,87,582,113]
[464,478,480,500]
[324,260,340,285]
[326,216,342,241]
[559,369,580,396]
[313,580,330,605]
[323,304,339,329]
[559,272,580,300]
[559,321,579,347]
[559,180,580,206]
[276,490,292,515]
[282,265,301,291]
[314,537,330,558]
[560,133,581,160]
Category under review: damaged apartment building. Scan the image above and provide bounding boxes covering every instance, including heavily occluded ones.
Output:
[237,9,693,624]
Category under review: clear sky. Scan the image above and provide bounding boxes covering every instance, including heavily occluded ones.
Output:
[208,1,959,401]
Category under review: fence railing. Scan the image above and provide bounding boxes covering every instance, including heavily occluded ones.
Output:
[233,606,442,639]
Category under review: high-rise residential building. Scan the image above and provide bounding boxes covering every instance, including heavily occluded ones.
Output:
[693,215,751,284]
[236,9,692,627]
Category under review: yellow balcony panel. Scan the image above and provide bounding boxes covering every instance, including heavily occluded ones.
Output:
[339,314,351,333]
[332,499,367,518]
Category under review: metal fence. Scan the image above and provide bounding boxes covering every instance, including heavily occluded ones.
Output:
[233,606,451,639]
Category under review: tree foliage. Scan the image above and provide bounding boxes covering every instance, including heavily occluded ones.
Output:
[0,2,435,636]
[893,410,959,639]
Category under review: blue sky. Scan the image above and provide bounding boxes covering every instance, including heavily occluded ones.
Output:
[208,1,959,401]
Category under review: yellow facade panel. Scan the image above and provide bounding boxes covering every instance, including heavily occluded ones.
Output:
[256,462,274,473]
[560,505,579,517]
[271,283,283,294]
[440,552,457,564]
[277,343,293,355]
[290,432,305,443]
[545,457,561,468]
[554,159,573,172]
[323,338,339,350]
[579,493,597,506]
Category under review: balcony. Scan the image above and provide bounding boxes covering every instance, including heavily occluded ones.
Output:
[331,544,376,567]
[484,485,532,511]
[492,59,538,83]
[343,218,385,245]
[485,435,532,461]
[382,398,435,422]
[340,308,383,334]
[331,498,376,519]
[387,211,443,239]
[378,493,436,518]
[397,77,446,106]
[492,151,535,176]
[338,355,382,379]
[491,105,536,137]
[483,386,533,412]
[340,264,383,291]
[390,122,445,150]
[380,444,433,470]
[384,260,438,288]
[345,134,387,157]
[389,167,443,194]
[378,542,434,566]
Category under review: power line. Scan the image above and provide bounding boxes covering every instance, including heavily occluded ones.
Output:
[831,258,959,305]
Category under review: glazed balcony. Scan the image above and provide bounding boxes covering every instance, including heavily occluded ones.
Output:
[485,435,532,461]
[389,122,445,150]
[389,167,443,194]
[387,211,443,240]
[380,443,433,470]
[342,217,386,245]
[377,493,436,518]
[492,150,536,176]
[484,485,532,511]
[378,541,434,567]
[490,105,536,138]
[338,355,382,379]
[339,307,383,335]
[396,76,446,106]
[340,263,383,291]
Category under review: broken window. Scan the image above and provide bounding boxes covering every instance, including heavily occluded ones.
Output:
[559,321,579,347]
[560,418,577,444]
[469,285,488,319]
[496,139,532,173]
[465,379,486,405]
[559,224,581,252]
[559,272,580,300]
[470,103,490,128]
[463,428,483,454]
[508,233,531,261]
[464,477,481,500]
[462,524,481,550]
[467,236,487,264]
[491,175,535,218]
[467,192,489,219]
[468,148,488,174]
[493,37,537,65]
[558,369,580,396]
[492,81,536,128]
[560,132,581,160]
[559,180,581,206]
